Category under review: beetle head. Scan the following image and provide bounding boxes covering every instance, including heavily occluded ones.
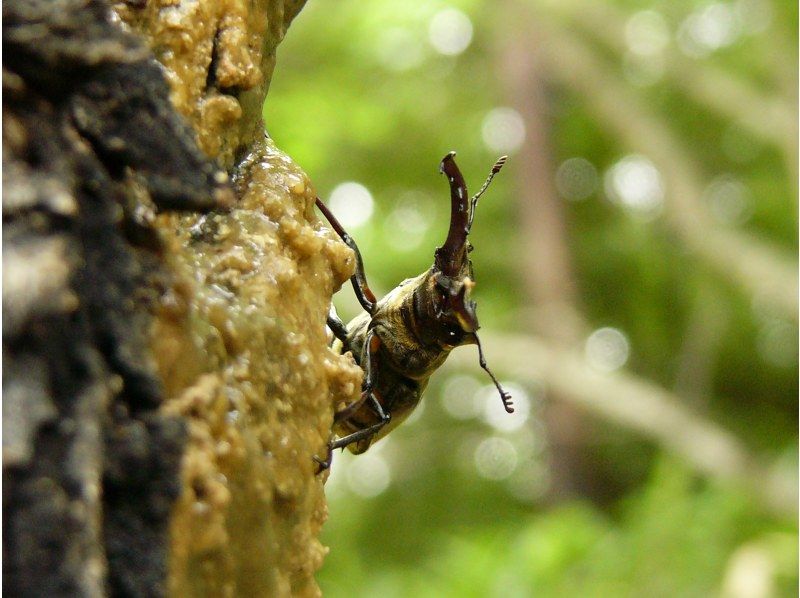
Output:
[431,151,514,413]
[430,271,478,347]
[432,151,506,338]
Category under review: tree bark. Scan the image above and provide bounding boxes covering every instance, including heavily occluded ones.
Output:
[3,1,354,596]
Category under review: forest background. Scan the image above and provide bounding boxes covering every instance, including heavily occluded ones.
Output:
[265,0,798,595]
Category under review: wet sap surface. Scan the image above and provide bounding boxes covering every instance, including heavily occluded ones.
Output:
[116,2,359,594]
[154,138,361,597]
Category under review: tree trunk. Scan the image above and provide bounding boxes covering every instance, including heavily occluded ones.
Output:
[3,1,355,596]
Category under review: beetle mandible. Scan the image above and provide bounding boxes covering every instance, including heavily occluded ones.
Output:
[315,151,513,470]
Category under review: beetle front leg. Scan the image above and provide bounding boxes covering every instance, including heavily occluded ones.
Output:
[315,332,388,472]
[326,304,350,346]
[334,329,380,423]
[315,197,378,314]
[329,398,391,452]
[314,445,334,472]
[315,398,391,473]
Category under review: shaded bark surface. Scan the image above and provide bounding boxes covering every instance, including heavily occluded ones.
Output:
[5,0,356,596]
[3,1,232,595]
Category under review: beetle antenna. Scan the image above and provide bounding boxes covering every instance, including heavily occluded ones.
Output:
[474,333,514,413]
[467,155,507,233]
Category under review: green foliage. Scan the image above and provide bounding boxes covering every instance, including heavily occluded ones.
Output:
[319,460,796,597]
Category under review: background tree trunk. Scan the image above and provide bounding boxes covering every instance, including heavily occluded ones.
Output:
[3,1,354,595]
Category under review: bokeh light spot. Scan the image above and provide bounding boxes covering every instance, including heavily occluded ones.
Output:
[677,3,740,57]
[328,182,374,229]
[623,9,668,86]
[345,453,391,498]
[428,8,473,56]
[604,154,664,221]
[625,10,670,57]
[376,27,425,71]
[704,174,753,226]
[482,107,526,154]
[441,374,481,420]
[556,157,599,201]
[474,437,518,480]
[585,327,630,372]
[384,191,431,252]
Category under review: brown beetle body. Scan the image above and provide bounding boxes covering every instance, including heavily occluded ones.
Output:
[315,152,512,468]
[332,271,462,453]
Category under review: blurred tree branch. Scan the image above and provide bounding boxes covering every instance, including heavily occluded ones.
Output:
[673,282,729,408]
[446,332,797,519]
[535,29,798,320]
[497,25,595,498]
[499,24,585,345]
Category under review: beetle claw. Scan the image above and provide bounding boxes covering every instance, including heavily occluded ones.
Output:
[313,444,333,473]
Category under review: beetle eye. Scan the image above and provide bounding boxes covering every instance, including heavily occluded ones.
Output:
[442,323,464,345]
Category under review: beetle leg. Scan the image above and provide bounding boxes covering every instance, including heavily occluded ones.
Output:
[367,394,388,422]
[334,329,380,422]
[315,395,392,472]
[313,445,334,472]
[332,394,391,450]
[316,328,382,473]
[329,331,389,454]
[329,390,392,454]
[315,197,378,314]
[329,407,391,452]
[326,304,349,346]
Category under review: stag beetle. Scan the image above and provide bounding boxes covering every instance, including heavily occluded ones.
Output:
[315,151,512,470]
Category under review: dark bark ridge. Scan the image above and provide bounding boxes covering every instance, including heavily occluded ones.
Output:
[3,1,232,595]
